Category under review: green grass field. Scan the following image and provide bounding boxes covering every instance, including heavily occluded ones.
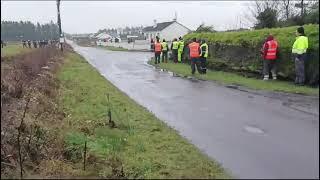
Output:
[1,43,33,58]
[149,60,319,96]
[57,52,230,178]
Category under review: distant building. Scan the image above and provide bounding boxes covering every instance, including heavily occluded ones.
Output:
[95,32,121,46]
[143,20,191,42]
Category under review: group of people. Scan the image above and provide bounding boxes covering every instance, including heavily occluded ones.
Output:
[22,39,58,48]
[260,26,309,85]
[187,38,209,74]
[153,26,309,85]
[153,36,209,74]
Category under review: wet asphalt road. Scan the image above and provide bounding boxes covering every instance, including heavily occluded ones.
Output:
[70,42,319,179]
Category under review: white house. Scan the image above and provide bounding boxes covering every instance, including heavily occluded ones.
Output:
[95,32,121,46]
[143,20,191,42]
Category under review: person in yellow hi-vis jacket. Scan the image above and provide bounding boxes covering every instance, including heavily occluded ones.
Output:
[171,38,179,63]
[178,37,184,63]
[292,26,308,85]
[161,39,169,63]
[200,39,209,74]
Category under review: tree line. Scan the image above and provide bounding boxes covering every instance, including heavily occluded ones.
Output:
[247,0,319,29]
[1,20,60,41]
[195,0,319,33]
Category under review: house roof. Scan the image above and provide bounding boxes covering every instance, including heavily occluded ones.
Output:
[143,21,175,32]
[96,33,112,39]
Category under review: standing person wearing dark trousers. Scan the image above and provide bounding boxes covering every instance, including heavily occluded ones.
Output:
[27,40,31,48]
[171,38,179,63]
[260,35,279,80]
[161,39,169,63]
[200,39,208,74]
[292,26,308,85]
[154,39,162,64]
[188,38,201,74]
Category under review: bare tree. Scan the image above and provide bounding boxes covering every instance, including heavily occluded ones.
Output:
[244,0,280,25]
[243,0,280,28]
[280,0,292,20]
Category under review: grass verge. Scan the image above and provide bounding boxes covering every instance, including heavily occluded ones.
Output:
[99,45,128,51]
[57,52,230,178]
[148,60,319,96]
[1,43,33,58]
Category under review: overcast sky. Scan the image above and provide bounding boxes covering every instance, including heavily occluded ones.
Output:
[1,1,254,34]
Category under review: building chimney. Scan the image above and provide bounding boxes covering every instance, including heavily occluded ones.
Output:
[153,20,157,28]
[173,12,177,21]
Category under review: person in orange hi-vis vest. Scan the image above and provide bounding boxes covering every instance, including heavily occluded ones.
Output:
[260,35,279,80]
[188,38,201,74]
[154,39,162,64]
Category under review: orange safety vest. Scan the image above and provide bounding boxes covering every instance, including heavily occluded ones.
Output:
[155,42,162,52]
[265,40,278,60]
[189,42,200,58]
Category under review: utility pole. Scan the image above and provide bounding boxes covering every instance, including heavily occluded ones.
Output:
[57,0,63,51]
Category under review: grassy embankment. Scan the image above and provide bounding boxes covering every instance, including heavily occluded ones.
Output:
[1,43,33,58]
[148,60,319,96]
[184,24,319,48]
[56,52,230,178]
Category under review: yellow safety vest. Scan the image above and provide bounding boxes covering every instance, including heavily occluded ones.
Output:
[172,41,179,50]
[292,36,308,54]
[162,42,168,51]
[178,40,184,51]
[200,43,208,58]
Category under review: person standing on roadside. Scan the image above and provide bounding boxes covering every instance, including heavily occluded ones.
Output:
[171,38,179,63]
[292,26,308,85]
[33,40,38,48]
[150,38,154,51]
[260,35,279,80]
[200,39,209,74]
[178,37,185,63]
[27,40,32,48]
[22,40,27,48]
[154,39,162,64]
[161,39,169,63]
[188,38,201,74]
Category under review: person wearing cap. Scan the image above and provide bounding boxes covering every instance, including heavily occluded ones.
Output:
[260,34,279,80]
[292,26,308,85]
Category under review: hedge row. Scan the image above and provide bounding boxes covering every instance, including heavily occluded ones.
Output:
[183,24,319,85]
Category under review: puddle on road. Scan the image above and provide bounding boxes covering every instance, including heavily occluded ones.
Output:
[244,125,265,135]
[146,79,157,83]
[225,85,239,89]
